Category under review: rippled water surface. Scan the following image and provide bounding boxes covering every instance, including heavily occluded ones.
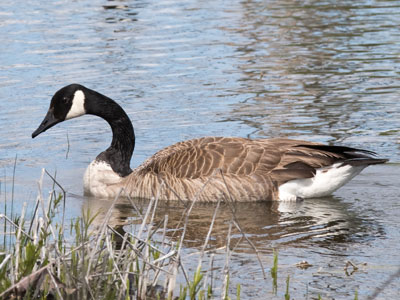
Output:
[1,0,400,298]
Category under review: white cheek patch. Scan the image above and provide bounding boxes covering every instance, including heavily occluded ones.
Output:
[65,90,86,120]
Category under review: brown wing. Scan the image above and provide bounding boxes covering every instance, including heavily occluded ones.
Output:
[136,137,377,183]
[136,137,281,178]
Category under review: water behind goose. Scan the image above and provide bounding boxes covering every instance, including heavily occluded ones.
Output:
[1,0,400,298]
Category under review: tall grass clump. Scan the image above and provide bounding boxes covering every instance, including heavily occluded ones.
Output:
[0,169,253,299]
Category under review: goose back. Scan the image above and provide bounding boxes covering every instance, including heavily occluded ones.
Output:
[117,137,381,201]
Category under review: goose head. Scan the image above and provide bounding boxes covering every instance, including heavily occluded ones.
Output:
[32,84,86,138]
[32,84,135,178]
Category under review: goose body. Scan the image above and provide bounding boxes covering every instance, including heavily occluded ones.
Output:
[32,84,388,201]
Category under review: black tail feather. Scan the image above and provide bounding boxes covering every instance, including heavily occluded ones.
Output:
[340,158,389,167]
[296,144,388,167]
[297,144,379,159]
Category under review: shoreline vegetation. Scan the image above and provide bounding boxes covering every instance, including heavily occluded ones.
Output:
[0,168,395,299]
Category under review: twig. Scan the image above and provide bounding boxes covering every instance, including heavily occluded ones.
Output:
[126,195,144,220]
[232,219,267,279]
[161,214,168,249]
[66,131,70,159]
[11,154,17,222]
[0,254,11,270]
[158,177,186,206]
[135,195,155,248]
[203,253,215,293]
[344,260,359,276]
[14,203,27,283]
[148,217,170,289]
[221,221,233,300]
[196,198,221,286]
[219,170,267,279]
[200,199,221,261]
[173,255,189,287]
[105,233,127,290]
[46,266,64,300]
[27,193,41,238]
[367,266,400,300]
[0,214,33,241]
[152,250,177,264]
[44,169,66,231]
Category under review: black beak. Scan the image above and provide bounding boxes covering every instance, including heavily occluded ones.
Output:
[32,108,61,138]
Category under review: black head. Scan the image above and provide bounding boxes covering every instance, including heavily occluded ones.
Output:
[32,84,87,138]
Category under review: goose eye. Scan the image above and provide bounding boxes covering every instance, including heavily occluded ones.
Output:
[62,97,69,104]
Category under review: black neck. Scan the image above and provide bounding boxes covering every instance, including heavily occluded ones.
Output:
[84,88,135,177]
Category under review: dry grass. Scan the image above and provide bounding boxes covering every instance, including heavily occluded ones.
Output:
[0,169,264,299]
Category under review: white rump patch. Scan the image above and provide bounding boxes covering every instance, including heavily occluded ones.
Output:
[83,160,123,198]
[66,90,86,120]
[278,163,367,201]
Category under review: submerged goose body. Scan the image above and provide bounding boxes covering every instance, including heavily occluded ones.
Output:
[32,84,387,201]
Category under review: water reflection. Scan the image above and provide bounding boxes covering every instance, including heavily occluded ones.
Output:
[83,195,383,252]
[224,0,400,149]
[102,1,139,23]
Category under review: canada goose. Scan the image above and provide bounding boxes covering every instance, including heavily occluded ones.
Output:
[32,84,387,201]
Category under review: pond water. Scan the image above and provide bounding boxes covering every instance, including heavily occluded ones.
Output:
[1,0,400,298]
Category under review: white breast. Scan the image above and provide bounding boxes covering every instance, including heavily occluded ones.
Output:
[278,163,367,201]
[83,160,123,198]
